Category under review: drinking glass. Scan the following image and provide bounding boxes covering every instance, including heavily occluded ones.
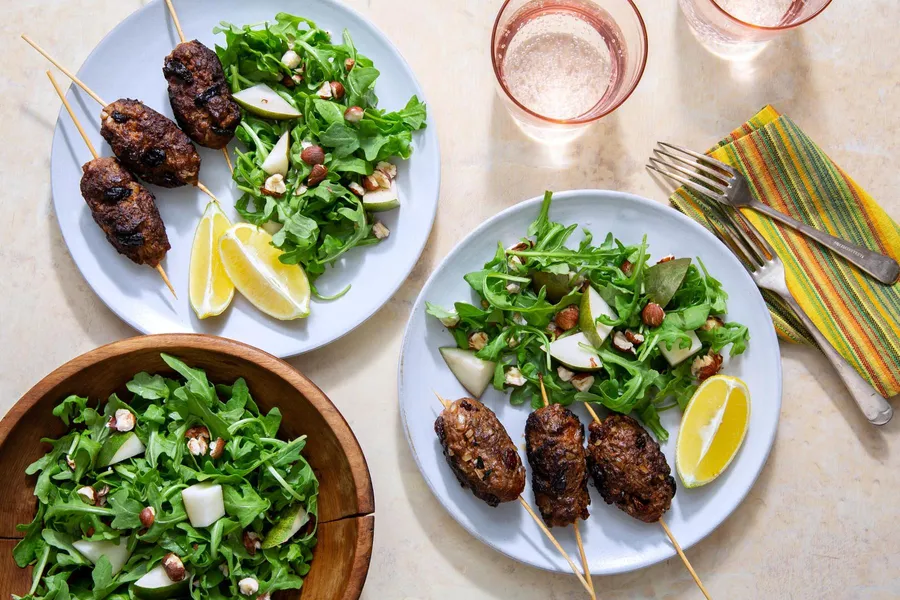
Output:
[491,0,647,142]
[679,0,832,60]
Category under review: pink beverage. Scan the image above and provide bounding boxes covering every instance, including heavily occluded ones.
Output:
[679,0,832,60]
[491,0,647,141]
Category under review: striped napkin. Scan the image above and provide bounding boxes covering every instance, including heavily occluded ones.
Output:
[670,106,900,399]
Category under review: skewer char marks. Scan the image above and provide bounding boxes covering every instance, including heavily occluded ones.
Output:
[164,0,237,171]
[21,34,222,204]
[46,71,176,298]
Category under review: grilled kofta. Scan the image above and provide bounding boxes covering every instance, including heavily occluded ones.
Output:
[525,404,590,527]
[163,40,241,149]
[434,397,526,507]
[586,414,676,523]
[100,99,201,188]
[80,157,170,266]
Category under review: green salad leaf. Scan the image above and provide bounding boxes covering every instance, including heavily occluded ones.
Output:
[426,191,750,440]
[13,355,318,600]
[215,13,427,288]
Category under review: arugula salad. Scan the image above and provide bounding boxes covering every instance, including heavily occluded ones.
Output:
[426,192,750,440]
[215,13,427,292]
[14,355,318,600]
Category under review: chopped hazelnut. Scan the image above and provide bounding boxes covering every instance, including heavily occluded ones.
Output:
[263,174,287,196]
[238,577,259,596]
[187,436,208,457]
[140,506,156,528]
[163,553,186,582]
[554,305,580,331]
[570,374,595,393]
[344,106,364,123]
[372,221,390,240]
[611,331,635,354]
[76,486,97,505]
[504,367,527,387]
[468,331,489,351]
[307,164,328,187]
[641,303,665,328]
[557,366,575,382]
[114,409,135,432]
[691,352,724,381]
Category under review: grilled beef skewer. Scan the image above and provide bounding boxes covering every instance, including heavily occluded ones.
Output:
[163,40,241,149]
[586,414,676,524]
[80,157,170,266]
[434,397,526,507]
[100,99,201,188]
[525,403,591,527]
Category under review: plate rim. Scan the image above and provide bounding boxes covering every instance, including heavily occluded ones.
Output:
[48,0,441,357]
[398,188,783,574]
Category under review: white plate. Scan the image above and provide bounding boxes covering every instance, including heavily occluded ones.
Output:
[399,190,781,575]
[49,0,440,357]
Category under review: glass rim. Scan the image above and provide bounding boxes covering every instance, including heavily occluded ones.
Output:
[490,0,649,126]
[709,0,833,31]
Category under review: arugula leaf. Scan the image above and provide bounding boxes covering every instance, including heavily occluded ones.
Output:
[126,373,170,400]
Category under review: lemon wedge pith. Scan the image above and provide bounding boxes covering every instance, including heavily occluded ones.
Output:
[218,224,310,321]
[675,375,750,488]
[189,202,235,319]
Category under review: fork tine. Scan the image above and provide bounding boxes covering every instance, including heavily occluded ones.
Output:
[658,142,738,177]
[733,209,778,259]
[717,206,768,267]
[651,148,730,192]
[653,148,734,191]
[647,160,729,203]
[692,195,766,268]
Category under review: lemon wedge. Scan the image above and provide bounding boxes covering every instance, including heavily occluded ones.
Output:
[189,202,235,319]
[218,223,310,320]
[676,374,750,488]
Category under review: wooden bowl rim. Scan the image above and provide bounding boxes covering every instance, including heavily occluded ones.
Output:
[1,333,375,519]
[1,334,375,599]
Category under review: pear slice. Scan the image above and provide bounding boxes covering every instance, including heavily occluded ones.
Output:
[439,347,496,399]
[530,271,570,303]
[579,286,617,348]
[73,537,131,575]
[97,431,145,467]
[261,504,309,549]
[261,131,290,176]
[181,482,225,528]
[233,84,301,119]
[548,333,603,371]
[362,181,400,212]
[133,563,190,600]
[659,330,702,366]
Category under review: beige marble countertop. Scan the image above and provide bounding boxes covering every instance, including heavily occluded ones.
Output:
[2,0,899,598]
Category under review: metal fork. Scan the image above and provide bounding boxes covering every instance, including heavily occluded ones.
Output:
[695,197,893,426]
[647,142,900,285]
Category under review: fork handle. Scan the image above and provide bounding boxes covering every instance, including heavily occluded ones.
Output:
[778,293,893,425]
[748,200,900,285]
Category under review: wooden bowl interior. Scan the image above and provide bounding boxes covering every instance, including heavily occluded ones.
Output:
[0,337,373,599]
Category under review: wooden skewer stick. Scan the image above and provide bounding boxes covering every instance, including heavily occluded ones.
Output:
[47,70,177,299]
[433,392,594,597]
[538,376,595,598]
[24,34,223,203]
[162,0,234,173]
[580,401,711,600]
[164,0,186,44]
[24,35,107,105]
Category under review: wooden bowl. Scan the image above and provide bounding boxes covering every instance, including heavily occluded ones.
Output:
[0,334,374,599]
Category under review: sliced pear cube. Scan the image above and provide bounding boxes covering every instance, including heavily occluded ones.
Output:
[549,333,603,371]
[362,182,400,212]
[261,504,309,549]
[439,347,496,399]
[181,482,225,528]
[660,330,703,366]
[73,537,131,575]
[233,84,301,119]
[260,131,290,176]
[97,431,145,467]
[133,563,190,600]
[579,286,617,348]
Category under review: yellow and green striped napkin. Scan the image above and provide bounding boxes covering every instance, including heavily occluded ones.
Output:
[671,105,900,399]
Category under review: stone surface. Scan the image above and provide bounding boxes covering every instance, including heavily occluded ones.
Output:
[1,1,899,599]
